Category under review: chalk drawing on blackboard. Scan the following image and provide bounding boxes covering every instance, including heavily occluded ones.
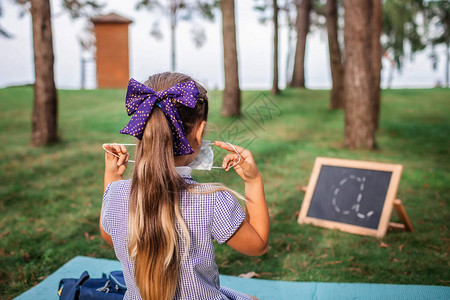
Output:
[298,157,413,238]
[332,175,374,220]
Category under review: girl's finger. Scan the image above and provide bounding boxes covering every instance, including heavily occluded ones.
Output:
[103,144,113,153]
[222,153,232,169]
[104,144,122,159]
[119,144,128,154]
[222,153,238,170]
[214,140,244,153]
[105,149,118,161]
[112,144,122,155]
[214,141,251,159]
[117,152,127,166]
[106,144,120,156]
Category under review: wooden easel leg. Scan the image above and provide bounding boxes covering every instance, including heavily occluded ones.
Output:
[388,199,414,232]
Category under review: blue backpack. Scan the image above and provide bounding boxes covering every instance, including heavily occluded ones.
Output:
[58,270,126,300]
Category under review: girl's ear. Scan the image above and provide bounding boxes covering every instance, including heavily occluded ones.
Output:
[195,121,206,146]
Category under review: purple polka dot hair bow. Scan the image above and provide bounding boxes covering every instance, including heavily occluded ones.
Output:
[120,78,199,156]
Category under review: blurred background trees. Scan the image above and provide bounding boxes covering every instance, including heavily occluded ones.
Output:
[271,0,280,95]
[343,0,381,149]
[324,0,344,109]
[135,0,216,72]
[3,0,102,146]
[382,0,426,89]
[290,0,311,88]
[220,0,241,116]
[1,0,449,149]
[30,0,58,146]
[253,0,282,95]
[424,0,449,87]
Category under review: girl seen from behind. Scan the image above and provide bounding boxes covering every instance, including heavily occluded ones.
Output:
[101,72,269,300]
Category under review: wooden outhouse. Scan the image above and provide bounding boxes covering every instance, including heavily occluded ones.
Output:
[92,13,132,88]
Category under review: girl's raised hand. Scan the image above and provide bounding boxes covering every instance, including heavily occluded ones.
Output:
[214,141,261,183]
[104,143,129,177]
[215,141,269,256]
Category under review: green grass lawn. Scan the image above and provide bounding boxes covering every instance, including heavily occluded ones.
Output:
[0,86,449,298]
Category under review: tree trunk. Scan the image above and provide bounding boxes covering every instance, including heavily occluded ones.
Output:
[30,0,58,146]
[170,0,177,72]
[446,41,449,87]
[290,0,311,88]
[370,0,382,130]
[271,0,280,95]
[385,51,395,89]
[326,0,345,109]
[285,7,294,86]
[343,0,375,149]
[220,0,241,116]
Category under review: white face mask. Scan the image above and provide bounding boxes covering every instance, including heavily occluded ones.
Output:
[188,140,241,171]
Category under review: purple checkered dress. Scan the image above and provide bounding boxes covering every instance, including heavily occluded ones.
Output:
[101,167,252,300]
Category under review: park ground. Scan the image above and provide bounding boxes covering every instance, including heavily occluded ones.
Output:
[0,86,449,298]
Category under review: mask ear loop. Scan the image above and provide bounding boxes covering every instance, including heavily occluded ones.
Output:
[211,142,241,169]
[102,142,241,169]
[102,143,136,163]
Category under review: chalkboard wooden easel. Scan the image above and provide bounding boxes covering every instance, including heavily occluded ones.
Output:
[298,157,413,238]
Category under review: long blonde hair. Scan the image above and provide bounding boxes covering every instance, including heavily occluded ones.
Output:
[127,72,208,300]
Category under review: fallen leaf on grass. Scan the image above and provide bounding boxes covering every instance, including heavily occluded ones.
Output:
[286,243,291,252]
[378,241,389,248]
[346,267,363,273]
[84,232,96,241]
[219,260,229,268]
[324,261,342,266]
[238,271,260,279]
[22,252,31,262]
[399,244,405,252]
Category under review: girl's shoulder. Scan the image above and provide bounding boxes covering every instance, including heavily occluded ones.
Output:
[104,179,132,198]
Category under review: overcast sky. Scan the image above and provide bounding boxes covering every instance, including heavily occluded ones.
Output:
[0,0,447,90]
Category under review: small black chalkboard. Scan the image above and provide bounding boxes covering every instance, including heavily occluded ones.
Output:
[298,157,403,238]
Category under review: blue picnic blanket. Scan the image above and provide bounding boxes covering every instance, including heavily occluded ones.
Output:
[15,256,450,300]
